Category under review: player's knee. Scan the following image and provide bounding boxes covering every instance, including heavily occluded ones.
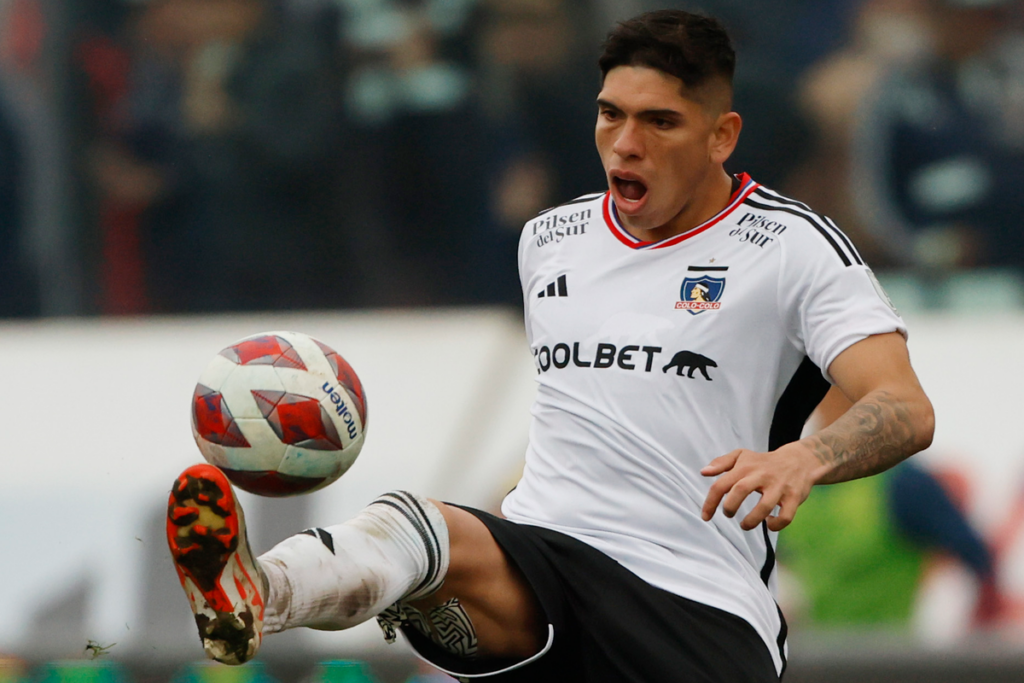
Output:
[432,503,504,578]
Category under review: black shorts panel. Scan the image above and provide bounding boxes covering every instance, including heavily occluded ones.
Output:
[402,506,780,683]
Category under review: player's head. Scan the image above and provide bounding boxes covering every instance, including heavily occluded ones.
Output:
[595,10,742,235]
[599,10,735,114]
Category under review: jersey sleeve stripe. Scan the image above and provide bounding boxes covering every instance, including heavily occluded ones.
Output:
[534,192,606,218]
[752,188,864,265]
[743,197,853,267]
[820,214,865,265]
[752,186,813,212]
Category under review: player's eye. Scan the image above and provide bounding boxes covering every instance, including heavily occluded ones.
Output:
[600,109,620,121]
[652,117,673,129]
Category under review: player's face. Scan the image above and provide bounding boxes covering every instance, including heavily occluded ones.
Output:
[596,66,739,237]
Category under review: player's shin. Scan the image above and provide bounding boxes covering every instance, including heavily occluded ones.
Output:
[259,491,450,633]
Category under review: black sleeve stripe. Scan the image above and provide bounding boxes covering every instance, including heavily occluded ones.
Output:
[753,186,813,213]
[743,197,852,267]
[753,188,864,265]
[534,192,604,217]
[821,213,865,265]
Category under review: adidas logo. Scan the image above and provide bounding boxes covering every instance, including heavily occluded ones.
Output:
[537,275,568,298]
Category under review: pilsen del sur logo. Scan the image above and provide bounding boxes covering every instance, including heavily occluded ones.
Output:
[676,271,726,314]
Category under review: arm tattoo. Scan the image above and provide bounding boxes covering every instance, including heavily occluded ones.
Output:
[803,390,917,484]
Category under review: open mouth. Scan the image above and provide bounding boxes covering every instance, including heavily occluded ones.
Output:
[612,175,648,203]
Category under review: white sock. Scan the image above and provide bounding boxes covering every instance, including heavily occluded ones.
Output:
[259,491,449,633]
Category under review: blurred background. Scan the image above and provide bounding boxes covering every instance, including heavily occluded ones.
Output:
[0,0,1023,681]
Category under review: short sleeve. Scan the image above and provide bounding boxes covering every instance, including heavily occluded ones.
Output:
[778,237,906,382]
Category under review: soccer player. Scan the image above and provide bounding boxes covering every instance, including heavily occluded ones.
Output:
[167,10,934,682]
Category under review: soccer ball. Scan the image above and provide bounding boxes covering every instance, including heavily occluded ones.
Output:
[191,331,367,496]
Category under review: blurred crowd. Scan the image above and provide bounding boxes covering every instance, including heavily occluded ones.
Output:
[0,0,1022,317]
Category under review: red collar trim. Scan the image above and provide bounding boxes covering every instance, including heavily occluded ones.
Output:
[604,173,759,250]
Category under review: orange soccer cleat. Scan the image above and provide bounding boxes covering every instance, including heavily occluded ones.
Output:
[167,463,265,664]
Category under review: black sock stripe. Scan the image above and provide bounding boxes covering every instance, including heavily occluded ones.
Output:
[373,498,437,596]
[299,528,336,554]
[374,493,440,596]
[743,197,852,266]
[392,491,444,592]
[752,189,864,265]
[377,492,439,566]
[316,528,335,555]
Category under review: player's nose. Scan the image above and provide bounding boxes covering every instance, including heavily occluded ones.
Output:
[612,117,645,159]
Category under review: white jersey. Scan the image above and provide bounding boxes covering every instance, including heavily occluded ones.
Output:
[501,174,906,674]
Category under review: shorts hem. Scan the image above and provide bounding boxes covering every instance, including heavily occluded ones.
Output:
[405,624,556,679]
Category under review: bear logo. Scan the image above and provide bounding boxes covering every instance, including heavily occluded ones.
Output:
[662,350,718,380]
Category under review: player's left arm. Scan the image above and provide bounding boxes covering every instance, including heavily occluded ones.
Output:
[701,331,935,531]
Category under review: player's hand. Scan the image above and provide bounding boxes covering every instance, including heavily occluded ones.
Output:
[700,445,828,531]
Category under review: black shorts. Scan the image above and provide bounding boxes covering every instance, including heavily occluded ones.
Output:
[401,507,781,683]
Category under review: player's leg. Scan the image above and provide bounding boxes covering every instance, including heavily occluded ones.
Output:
[258,499,545,659]
[401,503,547,659]
[167,464,545,664]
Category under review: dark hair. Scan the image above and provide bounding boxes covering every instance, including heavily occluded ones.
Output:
[599,10,735,91]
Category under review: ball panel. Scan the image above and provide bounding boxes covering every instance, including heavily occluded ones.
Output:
[218,364,283,419]
[220,467,327,497]
[277,441,359,489]
[220,334,308,370]
[192,385,251,448]
[193,437,229,469]
[220,418,288,470]
[194,354,238,393]
[318,382,363,446]
[314,339,368,427]
[252,390,343,451]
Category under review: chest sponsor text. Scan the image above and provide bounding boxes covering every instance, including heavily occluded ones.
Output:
[730,212,787,248]
[531,209,591,247]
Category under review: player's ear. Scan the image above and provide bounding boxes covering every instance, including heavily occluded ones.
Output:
[709,111,741,164]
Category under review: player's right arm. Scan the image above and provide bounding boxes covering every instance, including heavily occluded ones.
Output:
[802,330,934,484]
[701,199,934,532]
[700,331,933,532]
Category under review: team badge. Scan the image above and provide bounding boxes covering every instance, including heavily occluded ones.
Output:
[676,276,725,314]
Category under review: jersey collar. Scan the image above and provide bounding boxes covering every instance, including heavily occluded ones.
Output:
[603,173,759,250]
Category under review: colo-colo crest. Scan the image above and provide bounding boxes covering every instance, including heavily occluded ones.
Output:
[676,276,725,314]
